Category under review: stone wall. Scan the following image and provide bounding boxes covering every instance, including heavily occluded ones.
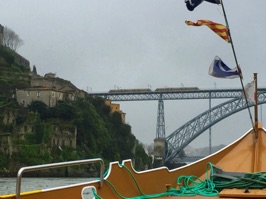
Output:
[0,121,77,156]
[13,51,30,71]
[51,126,77,149]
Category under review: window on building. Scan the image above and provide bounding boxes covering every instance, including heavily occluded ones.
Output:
[37,91,40,97]
[52,92,55,97]
[27,91,30,96]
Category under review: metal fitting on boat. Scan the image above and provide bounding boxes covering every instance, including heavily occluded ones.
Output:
[165,184,172,190]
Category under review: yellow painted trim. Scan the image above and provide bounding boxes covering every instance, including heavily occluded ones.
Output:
[0,190,42,198]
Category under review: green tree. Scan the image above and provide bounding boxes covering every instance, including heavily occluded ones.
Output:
[0,46,15,65]
[28,101,48,120]
[1,96,152,172]
[54,101,75,120]
[134,141,151,170]
[34,114,44,144]
[73,99,110,157]
[32,65,37,74]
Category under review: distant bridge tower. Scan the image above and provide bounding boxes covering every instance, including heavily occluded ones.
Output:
[153,97,166,167]
[156,98,166,138]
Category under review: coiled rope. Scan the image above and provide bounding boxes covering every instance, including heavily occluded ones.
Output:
[176,162,218,197]
[213,172,266,191]
[92,162,266,198]
[93,162,218,198]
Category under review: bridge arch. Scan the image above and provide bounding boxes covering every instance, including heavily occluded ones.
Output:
[165,91,266,162]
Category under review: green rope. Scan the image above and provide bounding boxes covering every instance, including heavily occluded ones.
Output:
[92,162,266,199]
[93,162,218,198]
[213,172,266,191]
[176,162,219,197]
[92,163,183,199]
[92,188,103,199]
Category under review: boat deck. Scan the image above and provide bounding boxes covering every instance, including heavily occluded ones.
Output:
[157,197,221,199]
[156,188,266,198]
[2,127,266,199]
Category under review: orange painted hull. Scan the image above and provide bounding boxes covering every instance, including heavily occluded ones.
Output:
[1,125,266,199]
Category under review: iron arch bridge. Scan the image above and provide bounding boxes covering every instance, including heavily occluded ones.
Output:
[165,91,266,162]
[88,88,266,163]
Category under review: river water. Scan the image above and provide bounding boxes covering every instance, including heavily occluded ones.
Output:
[0,177,94,195]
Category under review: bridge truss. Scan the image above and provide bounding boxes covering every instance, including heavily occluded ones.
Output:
[165,91,266,162]
[90,88,248,101]
[88,88,266,162]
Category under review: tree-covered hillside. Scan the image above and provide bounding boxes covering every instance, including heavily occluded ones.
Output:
[7,98,151,173]
[0,46,30,100]
[0,46,151,176]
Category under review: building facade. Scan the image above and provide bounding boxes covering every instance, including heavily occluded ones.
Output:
[16,88,65,107]
[105,99,126,124]
[16,73,86,107]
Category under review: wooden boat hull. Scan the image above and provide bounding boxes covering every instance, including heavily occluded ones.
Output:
[1,124,266,199]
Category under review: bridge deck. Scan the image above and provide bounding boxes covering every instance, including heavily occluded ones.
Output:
[88,88,266,101]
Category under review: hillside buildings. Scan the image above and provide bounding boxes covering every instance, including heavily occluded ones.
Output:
[105,99,126,124]
[0,38,126,157]
[16,72,86,107]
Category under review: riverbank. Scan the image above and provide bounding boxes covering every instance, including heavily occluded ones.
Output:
[0,177,94,195]
[0,168,98,178]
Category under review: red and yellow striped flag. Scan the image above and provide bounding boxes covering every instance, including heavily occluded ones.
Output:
[185,20,230,43]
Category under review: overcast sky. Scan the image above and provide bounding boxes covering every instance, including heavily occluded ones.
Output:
[1,0,266,148]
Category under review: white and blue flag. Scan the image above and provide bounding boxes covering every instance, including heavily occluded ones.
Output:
[209,56,240,79]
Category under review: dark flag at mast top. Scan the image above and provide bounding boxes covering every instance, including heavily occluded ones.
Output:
[185,0,221,11]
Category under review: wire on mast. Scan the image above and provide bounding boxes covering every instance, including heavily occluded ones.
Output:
[220,0,256,134]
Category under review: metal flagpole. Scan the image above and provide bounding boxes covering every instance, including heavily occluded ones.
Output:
[254,73,258,138]
[220,0,256,134]
[253,73,259,172]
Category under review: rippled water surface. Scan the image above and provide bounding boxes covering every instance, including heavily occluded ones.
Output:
[0,177,94,195]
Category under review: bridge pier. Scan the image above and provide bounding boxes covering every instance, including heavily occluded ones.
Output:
[153,98,166,167]
[153,138,166,167]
